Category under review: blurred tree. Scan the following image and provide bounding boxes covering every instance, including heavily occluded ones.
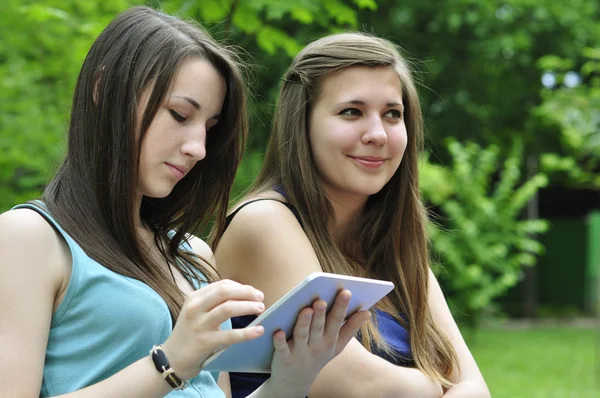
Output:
[1,0,595,322]
[358,0,599,155]
[0,0,378,211]
[534,48,600,189]
[0,0,141,211]
[159,0,377,150]
[356,0,598,320]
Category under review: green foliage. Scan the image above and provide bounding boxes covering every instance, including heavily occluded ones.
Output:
[0,0,139,212]
[361,0,600,154]
[0,0,376,213]
[1,0,595,319]
[533,48,600,188]
[230,151,264,201]
[165,0,380,149]
[422,139,549,324]
[165,0,376,57]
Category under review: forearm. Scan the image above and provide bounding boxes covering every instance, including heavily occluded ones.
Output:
[353,364,442,398]
[310,347,442,398]
[384,366,444,398]
[56,355,172,398]
[442,381,491,398]
[248,378,307,398]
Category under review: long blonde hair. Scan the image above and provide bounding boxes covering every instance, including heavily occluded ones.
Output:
[247,32,458,386]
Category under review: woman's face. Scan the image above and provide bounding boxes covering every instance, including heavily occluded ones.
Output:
[308,66,407,202]
[137,57,226,199]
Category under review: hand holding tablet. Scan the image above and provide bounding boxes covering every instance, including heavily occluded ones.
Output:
[202,272,395,373]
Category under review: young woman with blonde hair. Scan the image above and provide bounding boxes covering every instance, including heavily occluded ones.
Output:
[215,32,490,397]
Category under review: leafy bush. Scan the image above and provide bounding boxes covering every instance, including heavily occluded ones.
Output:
[0,0,135,212]
[422,139,549,326]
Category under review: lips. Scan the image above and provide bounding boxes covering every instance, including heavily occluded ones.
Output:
[165,162,188,180]
[348,155,386,169]
[351,156,385,162]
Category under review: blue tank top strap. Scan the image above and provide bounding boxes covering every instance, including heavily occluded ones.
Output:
[14,200,83,255]
[178,237,210,291]
[12,200,87,327]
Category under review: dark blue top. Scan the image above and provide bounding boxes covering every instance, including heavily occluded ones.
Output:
[367,309,413,366]
[224,189,413,398]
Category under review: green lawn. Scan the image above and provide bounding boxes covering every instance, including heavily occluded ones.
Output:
[468,327,599,398]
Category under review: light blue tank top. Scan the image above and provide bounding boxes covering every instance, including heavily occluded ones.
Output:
[14,202,229,398]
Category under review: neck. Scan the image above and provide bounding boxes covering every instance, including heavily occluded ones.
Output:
[324,188,368,243]
[134,192,144,230]
[133,192,155,249]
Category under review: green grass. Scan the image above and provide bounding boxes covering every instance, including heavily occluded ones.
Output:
[468,327,599,398]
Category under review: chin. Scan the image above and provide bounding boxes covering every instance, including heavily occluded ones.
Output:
[353,179,390,197]
[337,185,385,199]
[141,185,176,199]
[154,188,176,199]
[362,187,387,197]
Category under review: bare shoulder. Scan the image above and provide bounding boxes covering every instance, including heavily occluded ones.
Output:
[0,208,69,282]
[0,208,69,394]
[225,192,306,246]
[0,208,66,257]
[186,233,215,263]
[216,192,321,306]
[1,207,54,231]
[427,267,489,389]
[427,268,451,316]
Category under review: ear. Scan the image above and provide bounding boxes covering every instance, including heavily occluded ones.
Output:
[92,66,105,105]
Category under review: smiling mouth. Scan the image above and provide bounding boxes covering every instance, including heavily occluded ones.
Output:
[349,156,386,168]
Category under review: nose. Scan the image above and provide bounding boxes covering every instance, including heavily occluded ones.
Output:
[361,115,388,146]
[181,126,207,161]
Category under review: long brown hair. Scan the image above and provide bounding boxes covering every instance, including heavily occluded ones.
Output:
[41,6,247,322]
[247,33,458,386]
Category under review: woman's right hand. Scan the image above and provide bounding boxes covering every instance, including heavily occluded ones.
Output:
[161,279,266,380]
[267,290,371,397]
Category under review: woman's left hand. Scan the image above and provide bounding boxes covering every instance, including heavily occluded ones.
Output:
[268,289,371,397]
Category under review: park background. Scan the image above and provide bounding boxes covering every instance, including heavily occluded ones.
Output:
[1,0,598,396]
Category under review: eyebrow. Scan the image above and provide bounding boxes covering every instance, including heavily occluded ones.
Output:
[173,95,220,119]
[340,99,404,108]
[176,95,200,110]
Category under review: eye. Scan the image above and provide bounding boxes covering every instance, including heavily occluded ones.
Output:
[384,109,403,119]
[169,110,187,122]
[339,108,362,117]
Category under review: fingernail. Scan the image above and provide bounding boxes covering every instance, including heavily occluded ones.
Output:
[256,291,264,301]
[305,312,313,319]
[257,303,265,312]
[255,326,264,335]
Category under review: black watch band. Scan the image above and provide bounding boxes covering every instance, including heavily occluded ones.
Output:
[149,345,189,390]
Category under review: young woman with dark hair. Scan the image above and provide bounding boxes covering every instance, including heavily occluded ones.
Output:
[0,8,368,397]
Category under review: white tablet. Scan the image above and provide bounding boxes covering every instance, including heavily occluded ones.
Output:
[202,272,394,373]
